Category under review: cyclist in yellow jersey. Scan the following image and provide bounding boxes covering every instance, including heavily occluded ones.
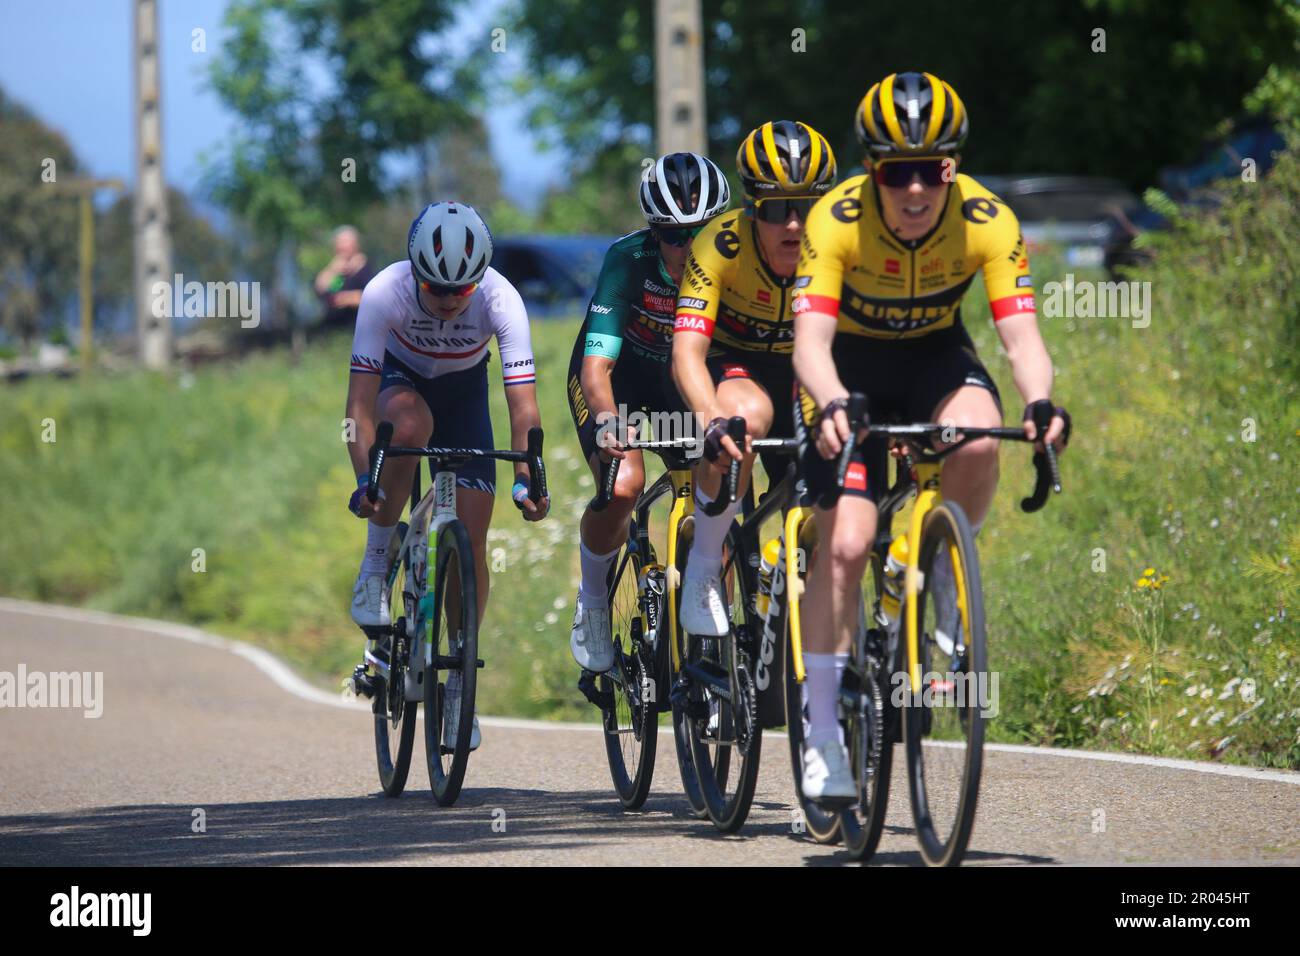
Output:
[672,120,837,638]
[791,72,1069,800]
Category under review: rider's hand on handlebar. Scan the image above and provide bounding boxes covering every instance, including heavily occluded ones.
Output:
[349,477,386,518]
[595,418,632,463]
[512,477,550,521]
[703,416,746,473]
[1022,400,1069,454]
[814,397,868,460]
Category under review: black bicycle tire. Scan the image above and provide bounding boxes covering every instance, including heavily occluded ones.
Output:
[424,519,479,807]
[904,500,986,867]
[599,546,659,809]
[669,515,710,819]
[375,523,417,796]
[687,526,762,833]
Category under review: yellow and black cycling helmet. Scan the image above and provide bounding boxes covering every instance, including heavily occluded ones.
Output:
[736,120,837,197]
[855,72,968,158]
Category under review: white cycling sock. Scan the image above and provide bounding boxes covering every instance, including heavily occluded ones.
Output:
[360,521,398,576]
[691,486,740,568]
[578,540,619,609]
[804,652,848,749]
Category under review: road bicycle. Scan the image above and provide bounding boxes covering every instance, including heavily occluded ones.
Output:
[782,395,1070,865]
[349,421,547,806]
[581,422,801,833]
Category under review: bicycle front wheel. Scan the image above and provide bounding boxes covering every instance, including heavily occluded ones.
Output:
[599,543,659,809]
[375,523,417,796]
[424,519,479,807]
[686,528,762,834]
[669,515,709,820]
[903,500,986,866]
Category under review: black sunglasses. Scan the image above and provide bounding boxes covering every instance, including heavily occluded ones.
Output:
[874,158,951,188]
[652,225,703,247]
[752,197,818,224]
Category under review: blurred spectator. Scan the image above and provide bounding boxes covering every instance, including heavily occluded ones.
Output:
[315,226,377,329]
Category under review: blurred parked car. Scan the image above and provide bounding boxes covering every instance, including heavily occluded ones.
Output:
[1101,119,1285,278]
[978,174,1139,269]
[491,235,617,318]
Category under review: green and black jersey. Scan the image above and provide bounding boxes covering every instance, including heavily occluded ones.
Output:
[578,229,679,365]
[567,229,686,462]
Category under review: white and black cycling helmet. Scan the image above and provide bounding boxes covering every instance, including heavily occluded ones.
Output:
[638,152,730,226]
[407,201,494,289]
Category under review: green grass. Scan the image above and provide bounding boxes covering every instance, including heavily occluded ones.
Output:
[1,150,1296,765]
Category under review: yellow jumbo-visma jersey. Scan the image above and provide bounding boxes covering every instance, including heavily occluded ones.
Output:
[792,172,1036,339]
[673,212,797,355]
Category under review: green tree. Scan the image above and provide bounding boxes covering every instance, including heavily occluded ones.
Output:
[509,0,1300,189]
[0,87,82,347]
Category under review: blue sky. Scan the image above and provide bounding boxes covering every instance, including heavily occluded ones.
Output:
[0,0,562,211]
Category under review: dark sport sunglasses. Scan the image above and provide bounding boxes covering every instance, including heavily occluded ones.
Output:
[873,157,952,188]
[415,274,479,298]
[652,224,704,247]
[752,196,819,224]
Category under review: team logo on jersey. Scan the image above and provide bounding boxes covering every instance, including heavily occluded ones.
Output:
[844,461,868,492]
[1016,275,1033,287]
[885,259,900,274]
[756,289,771,304]
[643,291,675,313]
[678,296,708,311]
[830,197,862,223]
[793,275,812,289]
[674,314,713,334]
[961,197,999,224]
[714,228,741,259]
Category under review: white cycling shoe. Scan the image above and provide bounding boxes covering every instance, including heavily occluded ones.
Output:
[802,738,856,802]
[350,571,390,629]
[442,669,481,751]
[679,560,730,637]
[570,593,616,673]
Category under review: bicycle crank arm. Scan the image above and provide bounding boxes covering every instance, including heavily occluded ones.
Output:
[431,654,486,670]
[681,662,733,700]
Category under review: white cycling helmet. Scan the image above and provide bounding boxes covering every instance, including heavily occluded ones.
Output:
[407,201,494,288]
[638,152,730,226]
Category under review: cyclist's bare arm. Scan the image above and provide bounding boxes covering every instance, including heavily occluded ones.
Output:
[792,306,856,456]
[993,313,1065,449]
[578,354,626,460]
[504,382,549,519]
[345,371,382,478]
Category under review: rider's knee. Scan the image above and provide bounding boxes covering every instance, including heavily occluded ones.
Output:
[827,528,872,577]
[948,434,999,473]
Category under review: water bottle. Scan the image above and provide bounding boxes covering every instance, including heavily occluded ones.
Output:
[880,534,910,627]
[756,536,782,619]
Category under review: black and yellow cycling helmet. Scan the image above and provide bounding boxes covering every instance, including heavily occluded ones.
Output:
[855,72,968,158]
[736,120,837,197]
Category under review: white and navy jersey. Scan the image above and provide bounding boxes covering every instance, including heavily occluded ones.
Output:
[349,262,536,387]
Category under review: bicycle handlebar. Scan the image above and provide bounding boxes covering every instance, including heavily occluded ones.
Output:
[365,422,549,505]
[823,392,1071,513]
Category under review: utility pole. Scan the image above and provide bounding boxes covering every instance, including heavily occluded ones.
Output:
[49,179,126,373]
[133,0,173,370]
[654,0,707,155]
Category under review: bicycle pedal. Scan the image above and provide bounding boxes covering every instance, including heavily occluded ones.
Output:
[345,664,376,700]
[577,670,615,711]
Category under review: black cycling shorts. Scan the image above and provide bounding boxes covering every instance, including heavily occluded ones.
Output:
[704,348,800,485]
[567,335,687,463]
[799,325,1002,504]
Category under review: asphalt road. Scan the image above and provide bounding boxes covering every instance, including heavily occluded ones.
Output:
[1,598,1297,866]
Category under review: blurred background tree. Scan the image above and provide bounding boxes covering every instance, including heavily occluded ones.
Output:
[0,89,82,349]
[509,0,1300,190]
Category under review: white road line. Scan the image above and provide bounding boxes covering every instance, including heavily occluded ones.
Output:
[3,597,1297,786]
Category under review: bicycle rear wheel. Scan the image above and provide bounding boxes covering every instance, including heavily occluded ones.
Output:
[424,519,479,807]
[599,544,659,809]
[903,500,986,866]
[374,523,417,796]
[686,528,762,833]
